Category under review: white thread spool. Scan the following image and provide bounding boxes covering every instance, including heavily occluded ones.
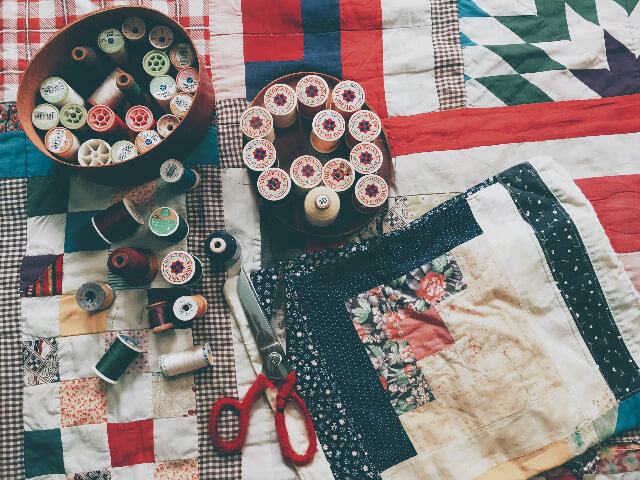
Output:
[169,92,193,119]
[32,104,60,131]
[304,186,340,227]
[173,295,208,321]
[158,344,213,376]
[242,138,277,176]
[40,77,85,108]
[135,130,162,153]
[240,106,275,142]
[88,70,125,109]
[264,83,298,128]
[111,140,138,163]
[310,110,345,153]
[78,139,112,166]
[150,75,177,112]
[45,127,80,161]
[97,28,129,65]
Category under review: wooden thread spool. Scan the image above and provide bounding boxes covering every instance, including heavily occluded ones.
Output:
[173,295,208,321]
[110,140,138,163]
[170,43,196,70]
[204,231,242,267]
[322,158,356,194]
[304,186,340,227]
[290,155,323,196]
[159,344,213,376]
[108,247,158,285]
[264,83,298,128]
[296,75,329,119]
[331,80,365,120]
[76,282,115,312]
[45,127,80,161]
[161,251,204,286]
[310,110,345,153]
[78,139,111,166]
[346,110,382,149]
[160,159,200,191]
[256,168,292,207]
[157,114,180,137]
[135,130,162,153]
[59,103,89,135]
[240,106,275,142]
[91,197,144,244]
[40,77,85,108]
[116,72,149,107]
[350,142,384,176]
[146,301,176,333]
[170,93,193,119]
[150,75,176,112]
[121,17,147,42]
[149,206,189,243]
[70,46,106,97]
[87,105,127,138]
[94,334,143,384]
[143,50,171,77]
[176,68,199,93]
[353,174,389,214]
[126,105,155,133]
[242,138,277,178]
[32,104,59,131]
[88,69,125,109]
[149,26,174,50]
[97,27,129,65]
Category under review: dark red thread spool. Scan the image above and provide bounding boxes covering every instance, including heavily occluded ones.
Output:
[146,301,176,333]
[108,247,158,285]
[92,197,144,244]
[87,105,128,139]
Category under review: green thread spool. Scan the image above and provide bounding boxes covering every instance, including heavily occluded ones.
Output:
[116,72,148,106]
[59,103,88,133]
[93,334,143,384]
[143,50,171,77]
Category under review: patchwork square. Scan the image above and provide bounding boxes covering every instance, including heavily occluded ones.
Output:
[24,428,65,478]
[22,337,59,385]
[26,214,66,255]
[106,330,150,374]
[107,290,148,331]
[20,254,63,296]
[112,182,156,207]
[64,210,109,252]
[67,470,112,479]
[107,419,155,468]
[59,294,107,337]
[395,307,455,361]
[21,296,60,340]
[60,377,107,427]
[61,251,109,295]
[27,175,70,217]
[61,423,111,472]
[153,417,198,462]
[152,373,197,418]
[23,382,60,430]
[111,463,154,479]
[67,177,112,213]
[58,333,105,381]
[154,457,199,479]
[107,373,153,423]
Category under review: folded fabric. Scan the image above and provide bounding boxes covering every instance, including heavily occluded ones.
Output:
[249,156,640,480]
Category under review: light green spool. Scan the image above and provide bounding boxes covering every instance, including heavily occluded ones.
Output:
[143,50,171,77]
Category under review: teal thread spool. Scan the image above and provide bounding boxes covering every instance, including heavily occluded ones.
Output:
[93,334,143,384]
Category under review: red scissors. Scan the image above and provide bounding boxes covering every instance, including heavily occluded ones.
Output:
[209,269,317,466]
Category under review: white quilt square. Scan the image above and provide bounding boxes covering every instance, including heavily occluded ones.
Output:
[67,177,112,213]
[148,329,194,374]
[107,373,153,423]
[60,423,111,472]
[153,416,198,462]
[23,383,60,431]
[107,289,148,331]
[21,296,60,340]
[26,214,66,255]
[58,333,105,381]
[61,251,109,294]
[111,463,154,479]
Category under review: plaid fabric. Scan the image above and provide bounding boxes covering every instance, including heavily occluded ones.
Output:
[0,178,26,479]
[606,428,640,445]
[216,98,248,168]
[186,165,241,479]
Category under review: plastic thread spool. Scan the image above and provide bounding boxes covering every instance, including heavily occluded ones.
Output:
[204,231,243,267]
[160,159,200,191]
[97,27,128,65]
[149,206,189,243]
[76,282,115,312]
[110,140,138,163]
[108,247,158,285]
[296,75,329,119]
[45,127,80,161]
[161,251,204,286]
[150,75,177,112]
[94,334,143,384]
[116,72,148,106]
[240,106,275,142]
[264,83,298,128]
[159,343,213,376]
[157,114,180,137]
[350,142,384,176]
[135,130,162,153]
[304,186,340,227]
[70,46,106,96]
[322,158,356,194]
[170,93,193,119]
[126,105,155,132]
[78,139,112,166]
[40,77,85,108]
[173,295,208,321]
[149,25,174,50]
[346,110,382,148]
[170,43,196,70]
[256,168,292,207]
[290,155,323,196]
[32,104,59,131]
[176,68,199,93]
[121,17,147,41]
[242,138,277,177]
[353,174,389,214]
[59,103,88,133]
[331,80,365,119]
[91,197,144,244]
[88,69,125,109]
[146,301,176,332]
[143,49,171,77]
[310,110,345,153]
[87,105,127,137]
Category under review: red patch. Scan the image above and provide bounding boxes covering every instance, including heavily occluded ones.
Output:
[107,419,155,468]
[397,306,455,361]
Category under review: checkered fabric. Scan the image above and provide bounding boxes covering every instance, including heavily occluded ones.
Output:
[186,165,242,479]
[216,98,248,168]
[0,178,27,479]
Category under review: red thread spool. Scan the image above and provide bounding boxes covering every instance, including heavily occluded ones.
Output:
[126,106,156,133]
[91,197,144,244]
[87,105,127,138]
[108,247,158,285]
[147,301,176,333]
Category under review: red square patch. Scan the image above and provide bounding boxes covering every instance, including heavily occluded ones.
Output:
[107,419,155,467]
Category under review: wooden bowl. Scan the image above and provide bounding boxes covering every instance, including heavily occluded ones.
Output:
[250,72,393,239]
[17,6,215,186]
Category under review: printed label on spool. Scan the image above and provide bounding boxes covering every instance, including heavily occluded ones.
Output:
[160,159,184,182]
[149,26,174,49]
[332,80,365,113]
[170,93,193,118]
[350,142,384,175]
[118,334,144,352]
[290,155,323,189]
[322,158,355,193]
[177,68,199,93]
[135,130,161,153]
[257,168,291,202]
[98,28,125,53]
[170,43,195,68]
[296,75,329,107]
[40,77,67,104]
[32,104,59,130]
[264,84,297,116]
[240,106,273,139]
[354,174,389,209]
[122,17,146,40]
[111,141,138,163]
[149,207,180,236]
[161,251,197,285]
[150,76,176,101]
[349,110,382,144]
[242,138,277,172]
[45,127,73,154]
[312,110,345,141]
[143,50,171,76]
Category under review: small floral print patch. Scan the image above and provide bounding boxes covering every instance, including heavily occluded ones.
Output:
[0,103,21,132]
[60,377,107,427]
[154,457,199,479]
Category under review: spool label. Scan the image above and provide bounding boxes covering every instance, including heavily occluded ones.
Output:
[177,68,199,93]
[46,128,72,154]
[332,80,365,113]
[32,104,59,130]
[111,141,137,162]
[149,26,174,49]
[354,174,389,209]
[350,142,384,175]
[40,77,67,104]
[170,43,195,68]
[98,28,125,53]
[349,110,382,143]
[243,138,276,171]
[296,75,329,107]
[264,84,297,116]
[150,207,179,236]
[312,110,345,141]
[291,155,322,188]
[118,334,144,352]
[240,107,273,139]
[150,76,176,100]
[136,130,161,152]
[322,159,355,192]
[161,251,196,284]
[170,94,193,116]
[257,168,291,202]
[160,159,183,181]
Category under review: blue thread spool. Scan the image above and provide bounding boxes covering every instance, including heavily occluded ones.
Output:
[204,231,242,268]
[160,159,200,191]
[93,334,143,384]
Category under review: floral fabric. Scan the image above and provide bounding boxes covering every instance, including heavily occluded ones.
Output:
[59,377,107,427]
[0,102,21,132]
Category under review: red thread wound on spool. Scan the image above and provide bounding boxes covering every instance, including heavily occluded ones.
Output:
[108,247,158,285]
[126,105,156,132]
[88,105,127,136]
[147,301,176,333]
[92,197,144,244]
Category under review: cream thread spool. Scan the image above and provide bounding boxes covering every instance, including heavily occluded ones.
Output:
[346,110,382,149]
[157,114,180,137]
[143,50,171,77]
[256,167,292,207]
[322,158,355,194]
[310,110,345,154]
[173,295,208,321]
[88,69,125,109]
[149,25,174,50]
[296,75,329,119]
[290,155,323,196]
[97,28,129,65]
[158,344,213,376]
[350,142,384,176]
[111,140,138,163]
[264,83,298,128]
[59,103,89,135]
[45,127,80,161]
[331,80,365,120]
[242,138,277,177]
[32,104,59,131]
[78,139,112,166]
[169,92,193,119]
[170,43,196,70]
[353,174,389,214]
[40,77,85,108]
[305,186,340,227]
[176,67,198,93]
[121,17,147,42]
[150,75,177,112]
[240,106,275,142]
[135,130,162,153]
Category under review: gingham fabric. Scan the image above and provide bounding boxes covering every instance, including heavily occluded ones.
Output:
[216,99,248,168]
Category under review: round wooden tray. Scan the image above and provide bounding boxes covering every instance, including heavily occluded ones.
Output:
[249,72,393,239]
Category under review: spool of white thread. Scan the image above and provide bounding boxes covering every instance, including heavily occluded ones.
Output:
[97,27,129,65]
[158,344,213,376]
[78,139,112,166]
[88,70,125,109]
[304,186,340,227]
[40,77,85,108]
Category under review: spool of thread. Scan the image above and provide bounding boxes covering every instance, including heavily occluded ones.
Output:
[121,17,147,42]
[40,77,85,108]
[350,142,384,176]
[331,80,365,119]
[290,155,323,196]
[173,295,208,321]
[108,247,158,285]
[116,72,149,106]
[78,139,112,166]
[87,104,128,138]
[353,174,389,214]
[59,103,88,134]
[97,28,129,65]
[256,168,292,207]
[32,103,59,131]
[143,50,171,77]
[91,197,144,244]
[242,138,277,177]
[70,46,106,96]
[310,110,345,154]
[304,186,341,227]
[76,282,115,312]
[157,114,180,137]
[322,158,356,194]
[159,344,213,376]
[126,105,155,132]
[149,206,189,243]
[110,140,138,163]
[161,251,204,286]
[150,75,177,112]
[346,110,382,149]
[94,334,143,384]
[135,130,162,153]
[176,68,198,93]
[264,83,298,128]
[146,301,176,332]
[45,127,80,161]
[169,93,193,119]
[170,43,196,70]
[160,159,200,191]
[240,106,275,142]
[204,231,243,267]
[296,74,329,119]
[88,69,125,109]
[149,25,174,50]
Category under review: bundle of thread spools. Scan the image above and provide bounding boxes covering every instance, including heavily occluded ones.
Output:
[240,76,389,228]
[32,17,199,166]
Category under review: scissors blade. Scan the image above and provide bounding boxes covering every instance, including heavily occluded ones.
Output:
[237,267,291,382]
